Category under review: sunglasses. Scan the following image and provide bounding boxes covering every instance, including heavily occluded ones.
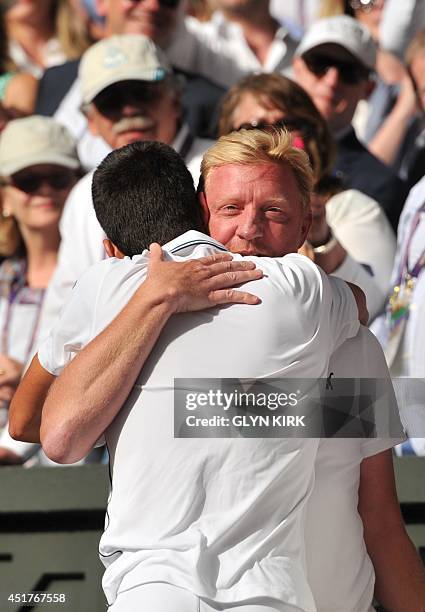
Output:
[236,117,314,138]
[129,0,180,7]
[2,170,75,194]
[303,54,371,85]
[92,81,165,118]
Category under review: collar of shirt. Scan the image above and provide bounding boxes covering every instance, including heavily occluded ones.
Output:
[162,230,228,257]
[171,123,193,158]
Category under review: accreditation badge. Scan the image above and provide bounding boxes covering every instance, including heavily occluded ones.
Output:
[384,274,415,366]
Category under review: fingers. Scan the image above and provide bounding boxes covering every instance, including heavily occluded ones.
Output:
[208,268,263,291]
[206,259,258,276]
[209,289,261,306]
[148,243,163,262]
[197,252,233,264]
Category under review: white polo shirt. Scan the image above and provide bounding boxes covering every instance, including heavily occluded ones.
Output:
[38,231,359,610]
[307,326,404,612]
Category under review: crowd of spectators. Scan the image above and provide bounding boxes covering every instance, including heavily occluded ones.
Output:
[0,0,424,466]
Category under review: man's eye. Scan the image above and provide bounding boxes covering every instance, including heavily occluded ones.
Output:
[222,205,239,212]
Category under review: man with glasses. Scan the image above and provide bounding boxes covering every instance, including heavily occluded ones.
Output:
[42,34,212,327]
[36,0,225,167]
[293,15,407,231]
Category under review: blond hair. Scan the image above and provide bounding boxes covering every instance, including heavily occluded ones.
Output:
[201,128,314,211]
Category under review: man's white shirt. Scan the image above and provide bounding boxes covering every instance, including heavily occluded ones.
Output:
[38,231,359,609]
[307,326,404,612]
[168,12,298,89]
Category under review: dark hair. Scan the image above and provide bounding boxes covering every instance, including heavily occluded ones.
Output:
[92,141,205,256]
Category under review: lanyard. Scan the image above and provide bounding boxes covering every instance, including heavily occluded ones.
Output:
[395,202,425,284]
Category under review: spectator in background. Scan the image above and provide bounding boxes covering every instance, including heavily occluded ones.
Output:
[36,0,225,167]
[218,72,396,319]
[0,7,37,128]
[370,171,425,456]
[293,15,407,230]
[0,116,80,465]
[380,0,425,61]
[4,0,93,77]
[171,0,299,88]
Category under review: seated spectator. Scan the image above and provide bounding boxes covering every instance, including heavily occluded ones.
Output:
[4,0,93,77]
[218,72,396,319]
[292,15,408,230]
[0,8,37,126]
[36,1,225,167]
[371,172,425,456]
[171,0,299,88]
[0,116,80,465]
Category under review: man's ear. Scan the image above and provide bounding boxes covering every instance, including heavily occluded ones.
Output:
[198,191,210,227]
[103,238,125,259]
[298,206,312,248]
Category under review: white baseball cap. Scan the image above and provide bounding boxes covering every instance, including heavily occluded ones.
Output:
[79,34,173,105]
[0,116,79,176]
[296,15,377,71]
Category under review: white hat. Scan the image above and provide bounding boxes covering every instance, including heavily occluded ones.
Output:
[296,15,376,71]
[79,34,173,104]
[0,116,79,176]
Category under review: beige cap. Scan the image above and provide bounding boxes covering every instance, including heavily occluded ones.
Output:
[296,15,377,71]
[79,34,172,104]
[0,116,79,177]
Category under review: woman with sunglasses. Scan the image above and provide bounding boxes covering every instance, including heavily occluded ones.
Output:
[218,72,396,321]
[0,116,79,463]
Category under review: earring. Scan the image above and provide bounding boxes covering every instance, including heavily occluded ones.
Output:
[2,209,11,218]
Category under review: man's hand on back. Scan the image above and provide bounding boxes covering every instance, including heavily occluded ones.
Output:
[144,243,263,313]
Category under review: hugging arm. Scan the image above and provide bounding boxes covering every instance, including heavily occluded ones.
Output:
[40,247,262,463]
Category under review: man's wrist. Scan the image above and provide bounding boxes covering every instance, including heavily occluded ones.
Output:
[307,228,337,253]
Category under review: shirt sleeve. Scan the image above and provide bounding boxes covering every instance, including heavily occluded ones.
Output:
[38,262,107,376]
[37,173,106,346]
[320,271,360,353]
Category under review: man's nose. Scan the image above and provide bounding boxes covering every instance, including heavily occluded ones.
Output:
[236,211,263,240]
[120,103,143,116]
[321,66,340,87]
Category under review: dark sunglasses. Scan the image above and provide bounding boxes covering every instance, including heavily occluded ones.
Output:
[303,54,371,85]
[236,117,314,137]
[2,170,75,194]
[92,81,164,118]
[129,0,180,7]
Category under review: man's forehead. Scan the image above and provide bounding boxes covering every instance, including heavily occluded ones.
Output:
[204,162,297,201]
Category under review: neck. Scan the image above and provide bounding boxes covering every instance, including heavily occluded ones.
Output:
[7,15,54,63]
[221,3,278,64]
[20,226,60,289]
